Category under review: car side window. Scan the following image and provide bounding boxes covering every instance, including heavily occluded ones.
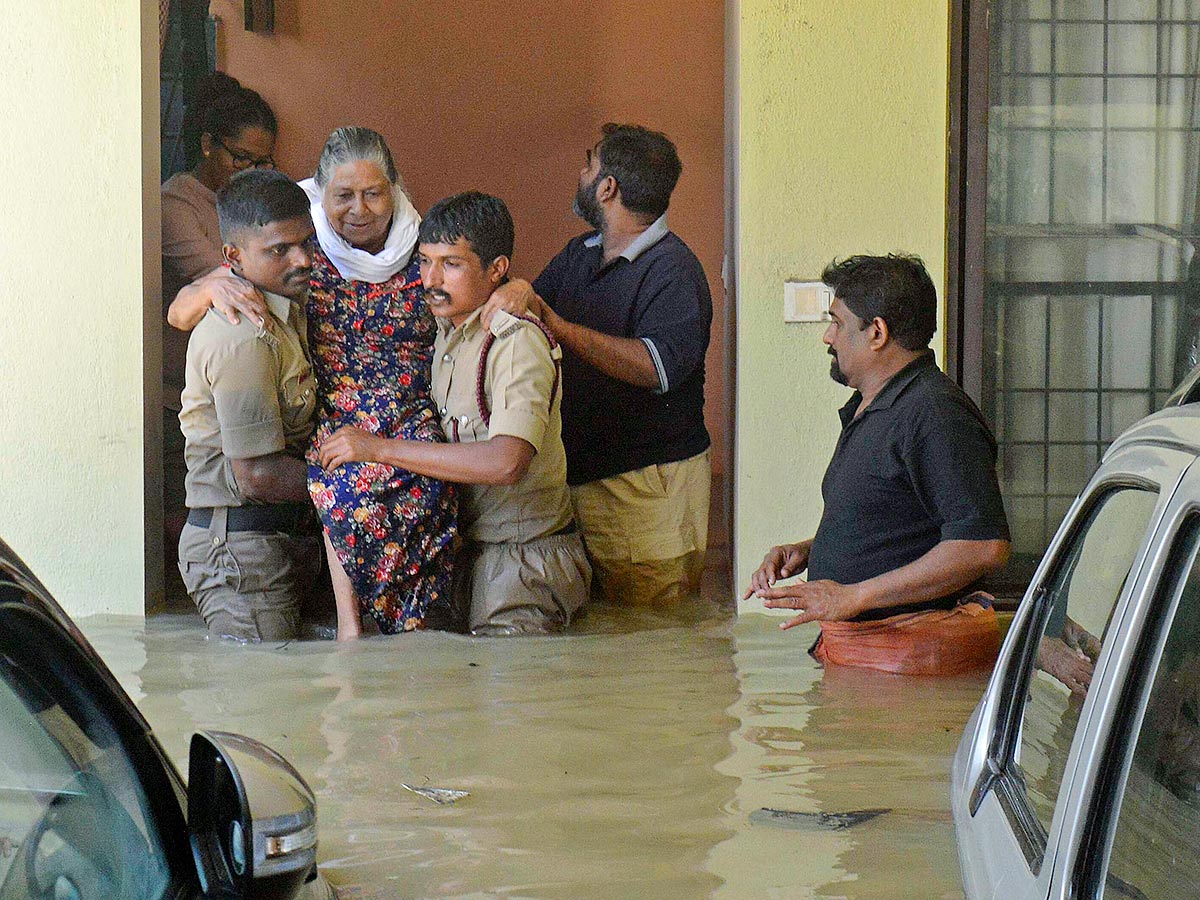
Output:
[1014,488,1159,838]
[0,601,172,899]
[1101,519,1200,897]
[0,671,71,891]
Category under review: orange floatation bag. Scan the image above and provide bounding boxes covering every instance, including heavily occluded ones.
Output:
[810,592,1000,676]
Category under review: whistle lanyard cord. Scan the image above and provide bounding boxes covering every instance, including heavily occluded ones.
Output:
[447,315,561,443]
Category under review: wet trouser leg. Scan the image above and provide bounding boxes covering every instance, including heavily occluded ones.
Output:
[178,507,320,642]
[570,449,711,605]
[452,532,591,636]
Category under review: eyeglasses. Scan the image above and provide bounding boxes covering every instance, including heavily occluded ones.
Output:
[214,136,275,170]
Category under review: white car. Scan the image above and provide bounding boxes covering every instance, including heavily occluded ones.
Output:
[952,400,1200,899]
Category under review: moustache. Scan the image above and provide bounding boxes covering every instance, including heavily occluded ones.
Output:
[285,267,312,282]
[423,288,451,303]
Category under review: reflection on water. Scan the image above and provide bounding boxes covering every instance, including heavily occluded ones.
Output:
[78,603,982,898]
[708,621,982,900]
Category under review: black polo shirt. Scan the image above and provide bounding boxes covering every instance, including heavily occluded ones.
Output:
[533,219,712,485]
[807,351,1010,620]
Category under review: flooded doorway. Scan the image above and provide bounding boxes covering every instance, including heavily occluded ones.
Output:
[152,1,733,611]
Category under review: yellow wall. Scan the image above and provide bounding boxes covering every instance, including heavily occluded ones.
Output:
[0,2,159,615]
[734,0,950,607]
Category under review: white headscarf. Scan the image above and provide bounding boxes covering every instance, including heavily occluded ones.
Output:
[299,177,421,284]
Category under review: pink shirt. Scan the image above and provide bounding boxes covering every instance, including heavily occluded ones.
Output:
[162,171,222,408]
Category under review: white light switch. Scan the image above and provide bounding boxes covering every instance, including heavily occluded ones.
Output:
[783,281,833,323]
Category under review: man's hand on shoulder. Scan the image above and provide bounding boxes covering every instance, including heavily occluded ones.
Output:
[481,278,549,329]
[209,271,268,328]
[759,579,865,629]
[742,541,811,600]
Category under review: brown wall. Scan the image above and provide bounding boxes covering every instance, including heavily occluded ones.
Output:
[211,0,729,544]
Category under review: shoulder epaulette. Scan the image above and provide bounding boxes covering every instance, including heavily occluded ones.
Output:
[448,313,561,441]
[254,319,281,351]
[489,310,525,340]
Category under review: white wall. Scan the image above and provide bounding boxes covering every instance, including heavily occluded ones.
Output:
[0,1,160,615]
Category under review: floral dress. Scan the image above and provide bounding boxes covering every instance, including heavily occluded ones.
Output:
[305,245,457,633]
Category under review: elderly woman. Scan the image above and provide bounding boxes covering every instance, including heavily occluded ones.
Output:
[168,127,456,640]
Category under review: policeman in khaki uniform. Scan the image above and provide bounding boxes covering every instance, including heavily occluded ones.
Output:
[320,192,590,634]
[178,169,322,641]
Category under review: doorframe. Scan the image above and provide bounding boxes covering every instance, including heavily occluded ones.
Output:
[946,0,990,406]
[144,0,165,613]
[723,0,739,603]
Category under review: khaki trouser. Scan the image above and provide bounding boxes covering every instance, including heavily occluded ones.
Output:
[571,449,710,606]
[451,531,591,635]
[178,508,321,642]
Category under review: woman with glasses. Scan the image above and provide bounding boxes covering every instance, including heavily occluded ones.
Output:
[163,72,278,397]
[161,73,278,598]
[163,73,278,333]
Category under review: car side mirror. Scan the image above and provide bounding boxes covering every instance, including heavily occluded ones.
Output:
[187,730,319,900]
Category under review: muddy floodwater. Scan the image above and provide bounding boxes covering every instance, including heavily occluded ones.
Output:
[79,601,985,899]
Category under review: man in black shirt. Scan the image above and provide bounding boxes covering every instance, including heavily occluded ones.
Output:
[485,124,712,605]
[744,254,1011,672]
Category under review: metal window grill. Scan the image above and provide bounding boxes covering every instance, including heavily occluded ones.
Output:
[160,0,216,180]
[986,0,1200,563]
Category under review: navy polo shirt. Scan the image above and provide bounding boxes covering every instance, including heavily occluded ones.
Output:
[533,216,712,485]
[806,351,1010,620]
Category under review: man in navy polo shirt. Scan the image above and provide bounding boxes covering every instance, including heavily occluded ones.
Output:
[486,123,713,605]
[744,254,1012,675]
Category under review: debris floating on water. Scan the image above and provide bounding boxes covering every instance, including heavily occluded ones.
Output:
[402,783,470,805]
[750,807,890,831]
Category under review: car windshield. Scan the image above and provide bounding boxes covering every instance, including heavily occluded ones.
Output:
[0,609,172,899]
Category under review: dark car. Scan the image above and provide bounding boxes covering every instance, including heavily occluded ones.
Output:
[0,538,335,900]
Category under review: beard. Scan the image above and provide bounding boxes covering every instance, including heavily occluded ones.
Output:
[572,174,605,230]
[828,348,848,385]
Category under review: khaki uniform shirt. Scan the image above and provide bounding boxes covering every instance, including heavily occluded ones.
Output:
[162,172,223,411]
[432,308,571,543]
[180,291,317,509]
